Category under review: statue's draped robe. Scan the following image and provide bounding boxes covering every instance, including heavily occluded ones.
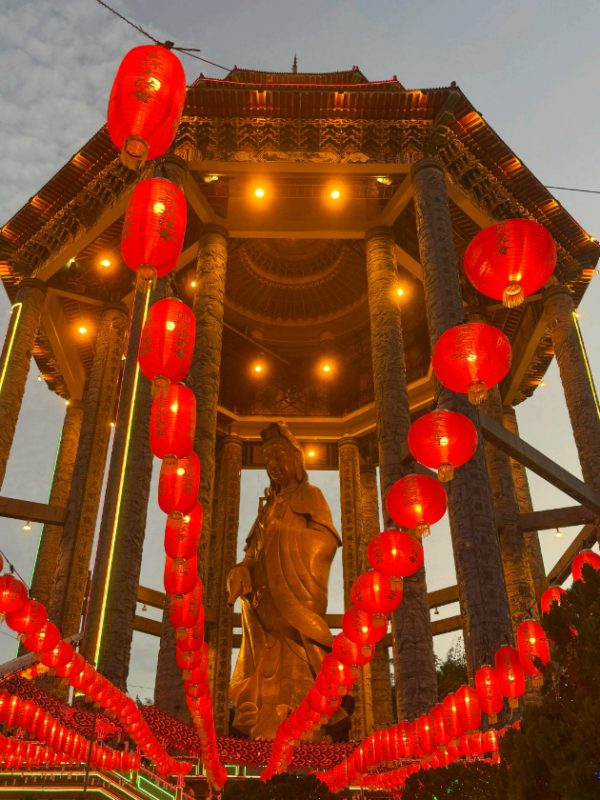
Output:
[230,479,340,738]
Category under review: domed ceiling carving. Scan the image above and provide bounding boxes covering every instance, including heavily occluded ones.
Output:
[225,238,367,336]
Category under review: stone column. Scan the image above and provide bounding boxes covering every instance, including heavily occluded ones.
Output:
[338,437,373,738]
[502,405,546,596]
[412,158,513,674]
[365,226,437,720]
[82,284,159,684]
[210,434,242,734]
[543,283,600,491]
[155,225,228,718]
[29,400,84,608]
[360,463,394,728]
[481,387,539,627]
[0,278,47,489]
[49,303,129,638]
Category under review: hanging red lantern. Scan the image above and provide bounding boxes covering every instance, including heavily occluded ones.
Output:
[495,645,525,707]
[366,530,423,583]
[464,219,556,308]
[540,584,566,614]
[315,673,343,701]
[416,714,434,756]
[164,502,202,559]
[169,579,203,629]
[572,549,600,582]
[455,685,481,732]
[122,179,187,287]
[0,576,27,616]
[21,621,60,654]
[150,383,196,465]
[481,729,499,754]
[441,693,463,741]
[164,555,198,595]
[138,298,196,394]
[342,607,387,652]
[332,633,375,673]
[408,410,478,482]
[517,619,550,680]
[318,653,356,693]
[40,640,73,670]
[385,474,447,537]
[350,570,402,616]
[432,322,512,405]
[5,599,46,635]
[307,687,341,720]
[107,45,186,170]
[430,703,448,747]
[158,452,200,518]
[474,665,503,723]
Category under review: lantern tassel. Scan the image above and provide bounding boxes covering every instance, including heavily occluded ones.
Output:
[467,380,488,405]
[121,136,150,171]
[503,281,525,308]
[437,462,454,482]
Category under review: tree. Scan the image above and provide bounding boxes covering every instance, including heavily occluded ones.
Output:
[403,761,506,800]
[435,637,467,697]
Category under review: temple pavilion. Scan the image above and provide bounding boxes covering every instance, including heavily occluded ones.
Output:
[0,64,599,794]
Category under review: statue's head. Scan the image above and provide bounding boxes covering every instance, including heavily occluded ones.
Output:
[261,422,307,491]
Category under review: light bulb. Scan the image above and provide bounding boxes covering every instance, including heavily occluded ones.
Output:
[176,467,185,476]
[153,201,166,214]
[166,321,176,331]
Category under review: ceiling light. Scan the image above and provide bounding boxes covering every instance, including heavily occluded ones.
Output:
[307,450,316,458]
[554,528,564,538]
[254,187,266,199]
[330,189,341,200]
[77,325,88,335]
[396,286,405,297]
[99,258,111,268]
[190,280,197,289]
[22,521,31,531]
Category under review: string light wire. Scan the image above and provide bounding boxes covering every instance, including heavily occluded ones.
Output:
[94,0,232,72]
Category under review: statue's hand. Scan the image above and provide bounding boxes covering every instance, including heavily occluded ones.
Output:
[226,564,252,606]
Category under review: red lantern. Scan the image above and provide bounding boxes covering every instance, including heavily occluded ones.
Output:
[408,410,478,482]
[56,652,85,681]
[385,474,447,537]
[319,654,356,693]
[464,219,556,308]
[572,549,600,582]
[430,703,448,746]
[481,729,499,754]
[475,665,503,723]
[315,673,343,701]
[455,685,481,732]
[441,693,463,740]
[395,720,418,757]
[5,599,46,635]
[350,570,402,616]
[517,620,550,679]
[122,179,187,286]
[432,322,512,404]
[158,452,200,518]
[495,645,525,707]
[40,640,73,669]
[164,555,198,595]
[176,617,204,650]
[138,298,196,393]
[366,530,423,582]
[169,579,203,629]
[150,383,196,464]
[332,633,375,673]
[107,45,186,169]
[540,585,566,614]
[0,576,27,615]
[164,502,202,560]
[416,714,434,756]
[342,607,387,652]
[21,621,60,654]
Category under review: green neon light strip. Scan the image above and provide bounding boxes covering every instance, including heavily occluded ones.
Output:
[572,311,600,420]
[94,290,151,664]
[137,774,175,800]
[0,302,22,394]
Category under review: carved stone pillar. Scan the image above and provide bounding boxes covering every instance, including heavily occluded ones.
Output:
[360,463,394,728]
[210,434,242,734]
[82,283,160,684]
[29,400,84,608]
[481,388,539,627]
[0,278,47,489]
[338,437,373,738]
[155,225,228,718]
[49,303,129,638]
[412,158,513,674]
[543,284,600,491]
[502,406,546,596]
[365,226,437,720]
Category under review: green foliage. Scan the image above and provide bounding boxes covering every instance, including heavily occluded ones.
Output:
[435,637,467,697]
[403,761,506,800]
[498,565,600,800]
[223,773,335,800]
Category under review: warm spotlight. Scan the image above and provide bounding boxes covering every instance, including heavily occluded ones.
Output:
[77,324,88,335]
[190,280,198,289]
[321,362,332,374]
[330,189,341,200]
[396,286,405,297]
[254,187,266,199]
[307,449,316,459]
[99,258,111,269]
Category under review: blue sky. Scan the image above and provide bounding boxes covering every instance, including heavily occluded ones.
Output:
[1,0,599,697]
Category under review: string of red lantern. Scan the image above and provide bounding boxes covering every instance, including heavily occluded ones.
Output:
[138,288,226,790]
[0,690,140,772]
[408,410,478,482]
[0,572,189,775]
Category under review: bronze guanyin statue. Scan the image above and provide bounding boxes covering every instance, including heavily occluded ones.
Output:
[227,422,341,739]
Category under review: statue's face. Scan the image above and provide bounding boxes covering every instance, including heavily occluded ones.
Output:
[264,441,296,487]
